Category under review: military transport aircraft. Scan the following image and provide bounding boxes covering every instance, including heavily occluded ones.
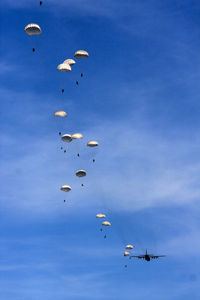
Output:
[130,249,165,261]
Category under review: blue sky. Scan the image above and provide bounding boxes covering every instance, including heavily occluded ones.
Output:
[0,0,200,299]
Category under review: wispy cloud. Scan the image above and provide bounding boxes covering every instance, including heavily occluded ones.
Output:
[1,114,200,215]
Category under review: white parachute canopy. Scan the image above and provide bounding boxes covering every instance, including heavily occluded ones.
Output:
[54,111,67,117]
[87,140,99,147]
[71,133,83,139]
[74,50,89,59]
[57,63,71,72]
[124,251,130,257]
[76,169,87,178]
[63,59,76,66]
[24,23,42,35]
[60,185,71,192]
[126,245,134,250]
[62,134,72,143]
[96,213,106,218]
[102,221,111,226]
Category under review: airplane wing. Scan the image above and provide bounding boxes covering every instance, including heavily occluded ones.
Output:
[130,255,145,259]
[149,255,166,259]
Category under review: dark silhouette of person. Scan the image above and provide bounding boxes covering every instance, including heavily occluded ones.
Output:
[62,89,64,93]
[81,73,83,77]
[32,48,35,52]
[76,81,79,85]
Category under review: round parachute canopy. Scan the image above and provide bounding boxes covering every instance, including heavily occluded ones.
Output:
[62,134,72,143]
[57,63,71,72]
[102,221,111,226]
[60,185,71,192]
[54,111,67,117]
[71,133,83,139]
[63,59,76,66]
[126,245,134,250]
[24,24,42,35]
[87,141,99,147]
[74,50,89,59]
[76,169,87,178]
[124,251,130,257]
[96,213,106,218]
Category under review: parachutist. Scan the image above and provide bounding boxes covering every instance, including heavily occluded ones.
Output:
[40,1,43,5]
[32,48,35,52]
[59,132,61,136]
[81,184,84,187]
[64,200,66,203]
[77,153,80,157]
[61,89,64,93]
[93,159,95,163]
[61,147,63,150]
[64,150,66,153]
[100,228,103,232]
[104,234,107,239]
[81,73,83,77]
[76,81,79,86]
[124,265,127,268]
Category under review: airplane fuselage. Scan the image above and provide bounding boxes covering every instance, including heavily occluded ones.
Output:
[145,255,150,261]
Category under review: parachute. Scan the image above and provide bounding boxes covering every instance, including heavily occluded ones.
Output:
[63,59,76,66]
[124,251,130,257]
[126,245,134,250]
[57,63,71,72]
[87,140,99,162]
[74,50,89,59]
[61,134,72,143]
[102,221,111,226]
[60,185,71,192]
[87,141,99,147]
[96,213,106,218]
[71,133,83,139]
[24,24,42,35]
[76,169,87,177]
[54,111,67,117]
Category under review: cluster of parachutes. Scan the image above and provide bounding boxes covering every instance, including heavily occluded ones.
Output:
[96,213,111,239]
[24,2,136,264]
[55,110,99,190]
